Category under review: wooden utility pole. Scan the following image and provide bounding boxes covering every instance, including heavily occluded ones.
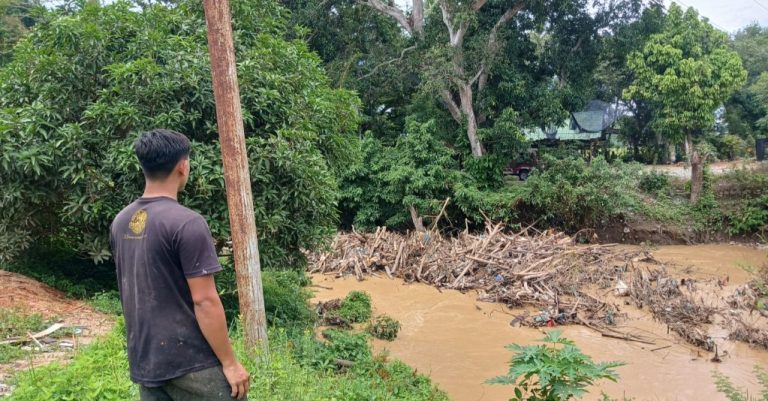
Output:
[203,0,268,353]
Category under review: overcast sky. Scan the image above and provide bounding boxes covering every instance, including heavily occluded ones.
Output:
[668,0,768,32]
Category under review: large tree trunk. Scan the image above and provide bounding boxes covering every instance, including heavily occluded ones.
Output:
[667,142,676,164]
[688,132,703,203]
[458,83,484,157]
[690,150,703,203]
[412,0,424,35]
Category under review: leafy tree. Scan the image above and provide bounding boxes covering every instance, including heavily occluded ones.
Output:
[726,24,768,139]
[289,0,643,158]
[339,118,460,229]
[284,0,414,142]
[594,3,666,162]
[624,4,746,201]
[752,71,768,135]
[0,0,360,268]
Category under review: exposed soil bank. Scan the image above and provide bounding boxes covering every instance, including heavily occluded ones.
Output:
[311,244,768,401]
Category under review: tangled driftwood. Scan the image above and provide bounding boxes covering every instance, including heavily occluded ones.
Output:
[309,224,763,350]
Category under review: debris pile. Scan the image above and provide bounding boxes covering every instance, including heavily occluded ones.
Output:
[309,225,765,351]
[310,225,646,338]
[723,263,768,348]
[627,264,717,350]
[728,315,768,349]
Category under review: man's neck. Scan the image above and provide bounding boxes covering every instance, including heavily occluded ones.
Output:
[142,181,178,200]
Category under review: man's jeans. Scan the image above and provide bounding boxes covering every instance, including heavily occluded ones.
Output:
[139,366,246,401]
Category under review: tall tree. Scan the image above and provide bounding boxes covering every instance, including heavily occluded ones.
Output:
[624,4,747,201]
[350,0,640,158]
[726,23,768,138]
[594,2,665,161]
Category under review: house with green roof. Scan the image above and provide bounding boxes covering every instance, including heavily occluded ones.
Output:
[523,100,622,142]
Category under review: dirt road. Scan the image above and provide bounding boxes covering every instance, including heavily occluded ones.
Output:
[645,160,764,178]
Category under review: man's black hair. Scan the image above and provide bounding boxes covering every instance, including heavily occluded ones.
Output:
[134,129,191,180]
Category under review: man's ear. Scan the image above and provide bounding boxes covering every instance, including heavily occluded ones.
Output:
[177,158,189,175]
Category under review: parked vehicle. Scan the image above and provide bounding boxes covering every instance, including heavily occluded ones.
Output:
[504,161,535,181]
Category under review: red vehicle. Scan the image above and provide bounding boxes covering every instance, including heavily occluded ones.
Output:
[504,161,535,181]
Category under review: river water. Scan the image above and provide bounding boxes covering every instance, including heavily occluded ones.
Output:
[311,244,768,401]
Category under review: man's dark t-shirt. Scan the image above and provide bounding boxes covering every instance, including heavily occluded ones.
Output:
[110,197,222,386]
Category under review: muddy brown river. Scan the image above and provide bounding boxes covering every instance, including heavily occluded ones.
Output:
[311,244,768,401]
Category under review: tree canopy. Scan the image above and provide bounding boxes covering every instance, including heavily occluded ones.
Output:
[0,0,359,267]
[624,4,746,145]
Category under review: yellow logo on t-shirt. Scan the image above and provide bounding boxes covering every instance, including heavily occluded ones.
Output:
[129,209,148,235]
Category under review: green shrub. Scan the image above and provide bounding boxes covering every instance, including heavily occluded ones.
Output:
[728,194,768,235]
[339,120,460,230]
[321,329,373,363]
[338,291,373,323]
[715,167,768,197]
[519,156,642,231]
[692,166,724,235]
[367,315,401,341]
[216,261,316,332]
[639,171,669,193]
[88,291,123,316]
[488,331,624,401]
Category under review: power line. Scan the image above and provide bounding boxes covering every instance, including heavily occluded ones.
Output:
[751,0,768,14]
[666,0,729,32]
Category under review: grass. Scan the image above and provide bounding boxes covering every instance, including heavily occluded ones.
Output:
[0,309,52,364]
[6,319,449,401]
[0,309,49,339]
[87,291,123,315]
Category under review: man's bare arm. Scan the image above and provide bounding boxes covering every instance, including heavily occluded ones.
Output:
[187,275,249,400]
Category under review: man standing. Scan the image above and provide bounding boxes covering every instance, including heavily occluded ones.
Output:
[110,129,250,401]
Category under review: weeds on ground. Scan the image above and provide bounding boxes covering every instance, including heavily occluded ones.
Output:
[489,331,624,401]
[88,291,122,315]
[7,318,136,401]
[319,329,373,364]
[713,365,768,401]
[0,309,48,339]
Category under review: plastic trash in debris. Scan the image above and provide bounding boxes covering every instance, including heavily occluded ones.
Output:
[533,311,551,325]
[494,274,503,282]
[615,279,629,296]
[59,341,75,349]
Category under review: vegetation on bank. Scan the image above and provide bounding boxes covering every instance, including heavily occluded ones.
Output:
[6,318,449,401]
[3,272,446,401]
